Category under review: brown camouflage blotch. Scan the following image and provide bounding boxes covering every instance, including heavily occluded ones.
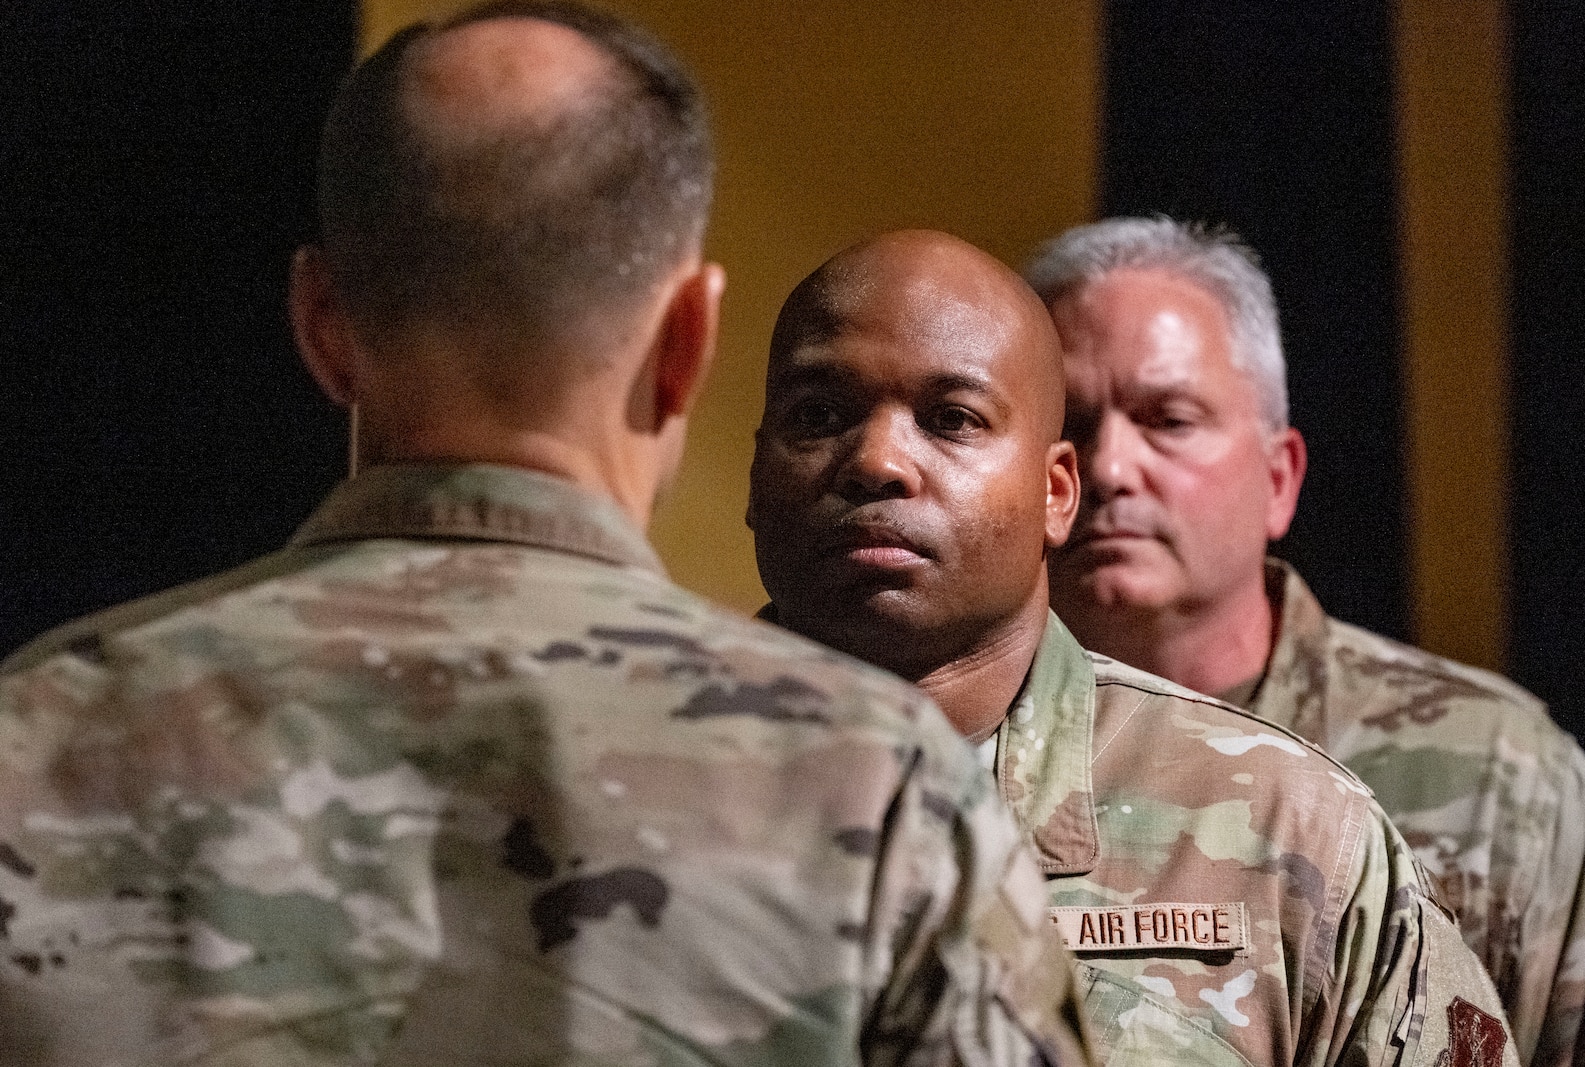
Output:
[291,593,453,636]
[1344,651,1500,732]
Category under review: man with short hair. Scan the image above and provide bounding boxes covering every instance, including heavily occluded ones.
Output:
[748,228,1518,1067]
[0,7,1096,1064]
[1027,215,1585,1066]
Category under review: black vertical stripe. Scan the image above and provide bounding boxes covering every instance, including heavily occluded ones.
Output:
[0,3,357,655]
[1099,0,1409,641]
[1509,0,1585,733]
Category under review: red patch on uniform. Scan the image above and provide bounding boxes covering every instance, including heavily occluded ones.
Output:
[1444,997,1507,1067]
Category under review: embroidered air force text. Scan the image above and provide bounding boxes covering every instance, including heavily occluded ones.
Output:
[1051,903,1249,954]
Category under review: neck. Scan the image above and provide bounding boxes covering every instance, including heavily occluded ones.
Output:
[1062,571,1274,698]
[363,406,665,530]
[776,583,1049,743]
[913,617,1046,742]
[352,327,674,529]
[862,590,1051,743]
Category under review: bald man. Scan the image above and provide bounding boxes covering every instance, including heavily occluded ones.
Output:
[0,9,1095,1065]
[749,229,1517,1067]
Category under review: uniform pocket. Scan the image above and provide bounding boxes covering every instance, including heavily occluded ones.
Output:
[1079,964,1257,1067]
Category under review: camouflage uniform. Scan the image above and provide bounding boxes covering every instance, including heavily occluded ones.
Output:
[982,611,1517,1067]
[1231,560,1585,1067]
[0,464,1095,1067]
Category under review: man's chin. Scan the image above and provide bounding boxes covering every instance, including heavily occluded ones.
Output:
[776,587,942,668]
[811,585,933,636]
[1053,560,1177,615]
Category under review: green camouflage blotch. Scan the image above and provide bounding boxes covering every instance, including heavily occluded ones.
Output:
[1245,560,1585,1067]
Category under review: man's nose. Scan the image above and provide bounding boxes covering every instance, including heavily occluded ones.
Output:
[1083,412,1146,500]
[836,408,922,502]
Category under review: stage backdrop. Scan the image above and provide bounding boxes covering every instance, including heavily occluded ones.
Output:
[3,0,1579,732]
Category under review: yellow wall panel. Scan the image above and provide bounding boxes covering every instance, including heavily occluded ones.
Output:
[360,0,1101,614]
[1395,0,1511,669]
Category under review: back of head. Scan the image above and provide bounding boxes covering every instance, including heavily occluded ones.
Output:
[317,0,713,355]
[1024,217,1288,432]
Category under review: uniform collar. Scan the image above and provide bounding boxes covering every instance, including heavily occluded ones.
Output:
[1246,557,1331,739]
[755,602,1101,873]
[290,463,666,576]
[996,611,1100,875]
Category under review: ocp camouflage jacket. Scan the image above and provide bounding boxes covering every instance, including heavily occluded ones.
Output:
[1244,560,1585,1067]
[0,464,1095,1067]
[991,612,1518,1067]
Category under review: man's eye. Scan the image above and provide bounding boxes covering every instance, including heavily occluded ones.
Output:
[927,406,980,435]
[787,398,841,434]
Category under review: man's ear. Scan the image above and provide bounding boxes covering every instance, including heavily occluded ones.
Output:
[289,246,360,408]
[1045,439,1082,548]
[653,261,725,425]
[1264,426,1307,540]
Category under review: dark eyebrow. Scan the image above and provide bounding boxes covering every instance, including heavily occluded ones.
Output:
[928,372,995,396]
[1127,381,1210,406]
[929,372,1013,421]
[766,360,857,392]
[766,361,1013,420]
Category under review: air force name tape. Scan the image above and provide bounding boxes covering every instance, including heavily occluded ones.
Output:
[1050,903,1248,954]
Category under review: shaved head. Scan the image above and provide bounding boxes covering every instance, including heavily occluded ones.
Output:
[316,0,712,357]
[750,230,1078,688]
[770,230,1067,441]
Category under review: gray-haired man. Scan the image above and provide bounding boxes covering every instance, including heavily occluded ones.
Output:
[1029,216,1585,1066]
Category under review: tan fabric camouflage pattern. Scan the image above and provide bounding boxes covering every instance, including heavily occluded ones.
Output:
[986,611,1518,1067]
[0,464,1097,1067]
[1235,560,1585,1067]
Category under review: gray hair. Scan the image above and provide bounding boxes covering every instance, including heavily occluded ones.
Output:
[1023,217,1288,431]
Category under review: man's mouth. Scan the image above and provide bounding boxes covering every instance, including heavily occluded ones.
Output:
[817,523,932,569]
[1075,524,1152,545]
[1064,513,1170,560]
[1069,501,1166,549]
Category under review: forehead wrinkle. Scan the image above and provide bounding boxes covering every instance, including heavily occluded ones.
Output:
[895,281,1057,442]
[1130,312,1265,428]
[1137,308,1216,388]
[767,354,1005,415]
[1077,269,1252,395]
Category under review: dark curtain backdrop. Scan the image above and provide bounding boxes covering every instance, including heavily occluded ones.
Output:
[1510,0,1585,729]
[0,3,356,654]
